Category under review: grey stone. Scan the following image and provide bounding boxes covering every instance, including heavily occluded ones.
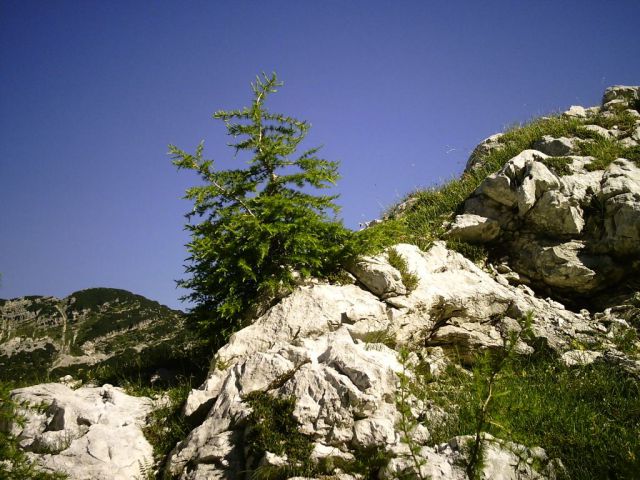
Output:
[465,133,504,172]
[348,255,407,298]
[446,214,501,242]
[602,85,640,108]
[525,190,584,236]
[532,135,576,156]
[7,383,153,480]
[583,124,615,139]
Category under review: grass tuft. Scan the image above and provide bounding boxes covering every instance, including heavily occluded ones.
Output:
[540,156,575,176]
[445,239,489,264]
[387,248,420,292]
[244,391,314,479]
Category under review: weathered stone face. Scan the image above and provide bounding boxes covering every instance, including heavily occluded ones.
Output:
[453,135,640,296]
[165,242,611,478]
[8,383,153,480]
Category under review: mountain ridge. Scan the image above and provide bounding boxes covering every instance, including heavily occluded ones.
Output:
[0,287,196,385]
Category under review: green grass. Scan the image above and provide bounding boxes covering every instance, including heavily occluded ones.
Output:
[579,135,628,171]
[361,328,397,349]
[423,354,640,480]
[589,110,638,131]
[244,391,315,478]
[445,239,489,264]
[539,156,575,176]
[141,381,194,467]
[355,108,639,260]
[387,248,420,292]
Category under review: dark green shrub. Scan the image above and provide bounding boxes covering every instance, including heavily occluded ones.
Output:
[171,73,359,342]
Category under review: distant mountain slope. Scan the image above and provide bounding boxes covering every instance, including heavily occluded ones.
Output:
[0,288,198,384]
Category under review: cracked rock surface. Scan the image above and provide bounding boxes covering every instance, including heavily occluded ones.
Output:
[167,242,614,479]
[7,383,153,480]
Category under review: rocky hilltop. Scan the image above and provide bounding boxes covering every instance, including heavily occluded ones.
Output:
[0,288,193,384]
[2,86,640,480]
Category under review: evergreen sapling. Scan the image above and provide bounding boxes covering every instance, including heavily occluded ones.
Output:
[171,73,354,341]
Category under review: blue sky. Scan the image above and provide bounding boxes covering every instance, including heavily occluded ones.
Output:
[1,0,638,309]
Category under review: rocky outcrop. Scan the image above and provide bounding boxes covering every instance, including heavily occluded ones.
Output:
[384,434,562,480]
[449,86,640,299]
[162,88,639,478]
[6,383,153,480]
[164,241,622,479]
[5,85,639,480]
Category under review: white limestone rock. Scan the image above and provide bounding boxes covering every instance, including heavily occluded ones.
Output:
[560,168,602,200]
[473,150,560,216]
[561,350,603,366]
[604,192,640,256]
[511,239,621,293]
[600,159,640,200]
[563,105,587,118]
[532,135,576,156]
[7,383,153,480]
[465,133,504,172]
[348,255,407,298]
[215,284,386,366]
[583,124,615,139]
[525,190,585,236]
[164,242,597,479]
[446,213,501,242]
[382,434,561,480]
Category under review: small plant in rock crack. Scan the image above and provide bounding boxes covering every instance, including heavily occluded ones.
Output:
[465,312,533,480]
[244,391,314,478]
[0,381,68,479]
[396,347,428,480]
[387,248,420,292]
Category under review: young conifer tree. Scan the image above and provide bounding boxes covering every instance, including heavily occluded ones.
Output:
[170,73,353,339]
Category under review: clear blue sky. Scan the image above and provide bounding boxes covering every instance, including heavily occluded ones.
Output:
[1,0,638,309]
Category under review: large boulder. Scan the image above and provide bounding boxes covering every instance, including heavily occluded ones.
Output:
[6,383,153,480]
[451,142,640,296]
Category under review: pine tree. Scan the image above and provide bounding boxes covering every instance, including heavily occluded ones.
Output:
[170,73,353,340]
